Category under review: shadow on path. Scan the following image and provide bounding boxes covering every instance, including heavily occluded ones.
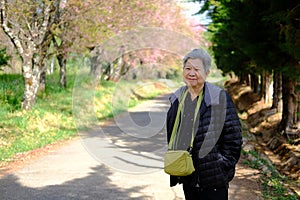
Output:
[0,165,149,200]
[229,160,262,200]
[78,94,170,174]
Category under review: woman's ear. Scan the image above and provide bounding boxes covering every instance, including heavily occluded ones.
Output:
[206,70,210,76]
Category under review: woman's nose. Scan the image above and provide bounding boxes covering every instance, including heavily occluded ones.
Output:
[189,69,196,75]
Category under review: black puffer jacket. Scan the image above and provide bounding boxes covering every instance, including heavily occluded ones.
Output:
[166,82,242,189]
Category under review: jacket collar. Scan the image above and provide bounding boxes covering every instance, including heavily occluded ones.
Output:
[169,82,222,106]
[203,82,222,106]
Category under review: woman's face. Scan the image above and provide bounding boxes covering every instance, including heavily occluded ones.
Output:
[183,58,209,90]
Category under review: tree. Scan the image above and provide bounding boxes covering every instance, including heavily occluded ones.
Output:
[49,0,191,86]
[86,0,202,80]
[0,0,204,109]
[0,0,61,110]
[194,0,300,132]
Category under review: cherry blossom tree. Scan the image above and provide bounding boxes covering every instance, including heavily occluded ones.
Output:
[0,0,61,109]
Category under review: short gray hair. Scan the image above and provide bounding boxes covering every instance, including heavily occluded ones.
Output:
[183,48,212,72]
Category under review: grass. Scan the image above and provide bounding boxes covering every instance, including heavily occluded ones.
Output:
[0,71,77,163]
[0,64,172,165]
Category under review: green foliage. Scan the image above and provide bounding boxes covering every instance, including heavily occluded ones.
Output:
[0,60,172,164]
[195,0,300,80]
[261,177,298,200]
[243,149,268,169]
[0,48,10,69]
[0,74,24,111]
[242,147,299,199]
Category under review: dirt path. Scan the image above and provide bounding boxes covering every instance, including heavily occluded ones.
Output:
[0,94,262,200]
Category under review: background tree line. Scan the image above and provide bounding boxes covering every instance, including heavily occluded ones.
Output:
[0,0,201,110]
[2,0,298,136]
[194,0,300,134]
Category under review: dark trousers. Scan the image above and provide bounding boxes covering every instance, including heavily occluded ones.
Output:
[183,185,228,200]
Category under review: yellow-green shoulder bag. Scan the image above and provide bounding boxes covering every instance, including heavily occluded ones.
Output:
[164,89,203,176]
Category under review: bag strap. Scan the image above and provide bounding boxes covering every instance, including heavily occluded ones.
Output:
[168,89,188,149]
[168,89,203,150]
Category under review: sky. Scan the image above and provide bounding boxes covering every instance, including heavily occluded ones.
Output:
[176,0,211,27]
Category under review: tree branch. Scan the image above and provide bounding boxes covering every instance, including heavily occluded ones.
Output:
[37,3,52,45]
[0,0,24,54]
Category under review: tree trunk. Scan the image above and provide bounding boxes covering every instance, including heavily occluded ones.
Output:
[239,73,244,85]
[48,56,55,74]
[110,56,124,82]
[57,54,67,88]
[1,0,58,109]
[39,63,47,92]
[271,70,282,112]
[110,45,129,82]
[260,74,264,98]
[250,73,259,94]
[21,58,41,110]
[296,81,300,123]
[287,80,296,127]
[90,56,98,76]
[239,73,249,85]
[111,55,130,82]
[280,75,296,131]
[261,72,272,104]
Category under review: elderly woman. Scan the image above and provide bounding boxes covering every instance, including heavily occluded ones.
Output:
[166,48,242,200]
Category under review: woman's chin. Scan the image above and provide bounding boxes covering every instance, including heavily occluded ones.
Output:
[187,81,198,86]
